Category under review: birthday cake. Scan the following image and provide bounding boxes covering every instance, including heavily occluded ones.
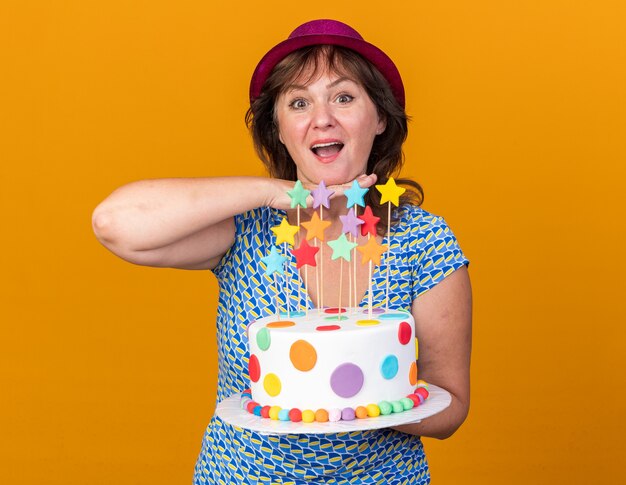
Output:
[239,179,430,423]
[242,308,429,422]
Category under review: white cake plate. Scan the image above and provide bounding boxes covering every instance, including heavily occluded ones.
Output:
[215,384,451,435]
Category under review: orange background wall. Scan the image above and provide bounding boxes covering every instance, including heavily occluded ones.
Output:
[2,1,625,483]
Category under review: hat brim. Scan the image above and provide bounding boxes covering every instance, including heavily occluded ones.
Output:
[249,33,405,108]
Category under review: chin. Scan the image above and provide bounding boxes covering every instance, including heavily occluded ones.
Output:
[298,161,365,187]
[320,168,364,186]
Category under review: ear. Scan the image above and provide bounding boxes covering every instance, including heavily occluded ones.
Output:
[276,122,285,144]
[376,116,387,135]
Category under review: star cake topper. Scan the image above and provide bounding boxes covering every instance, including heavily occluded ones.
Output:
[375,177,406,206]
[261,246,287,276]
[301,211,331,241]
[287,180,311,209]
[358,206,381,237]
[357,237,388,266]
[344,180,369,208]
[311,180,334,209]
[291,239,320,268]
[339,207,364,237]
[271,217,300,246]
[327,233,358,262]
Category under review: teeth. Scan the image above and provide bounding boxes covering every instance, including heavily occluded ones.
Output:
[311,142,342,149]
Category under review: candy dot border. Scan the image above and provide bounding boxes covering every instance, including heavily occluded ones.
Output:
[239,382,430,423]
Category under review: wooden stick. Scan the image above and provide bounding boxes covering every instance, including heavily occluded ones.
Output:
[319,205,324,311]
[315,238,320,314]
[367,233,373,318]
[305,265,309,318]
[283,242,290,318]
[348,233,353,310]
[273,273,281,320]
[354,207,359,313]
[338,258,343,316]
[385,202,391,311]
[368,257,373,319]
[297,206,302,314]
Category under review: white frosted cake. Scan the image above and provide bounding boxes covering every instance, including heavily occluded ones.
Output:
[242,307,429,422]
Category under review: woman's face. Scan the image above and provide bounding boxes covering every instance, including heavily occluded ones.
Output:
[275,67,385,186]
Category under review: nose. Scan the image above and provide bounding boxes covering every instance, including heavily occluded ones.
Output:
[311,102,335,129]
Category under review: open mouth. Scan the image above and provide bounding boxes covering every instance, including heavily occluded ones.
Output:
[311,142,344,158]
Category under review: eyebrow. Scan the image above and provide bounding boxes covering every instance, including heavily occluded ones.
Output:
[284,76,355,93]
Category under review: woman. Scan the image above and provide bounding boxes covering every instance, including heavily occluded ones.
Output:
[93,19,471,484]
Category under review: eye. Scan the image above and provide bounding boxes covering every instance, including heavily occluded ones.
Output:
[336,94,354,104]
[289,98,308,110]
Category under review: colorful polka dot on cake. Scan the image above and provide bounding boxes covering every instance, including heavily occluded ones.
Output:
[256,328,271,350]
[266,320,295,328]
[398,321,412,344]
[330,363,364,398]
[409,361,418,386]
[378,312,407,319]
[324,307,347,314]
[356,319,380,326]
[248,354,260,382]
[289,340,317,371]
[380,355,399,379]
[263,373,281,396]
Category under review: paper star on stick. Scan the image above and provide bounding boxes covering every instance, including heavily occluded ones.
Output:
[287,180,311,209]
[344,180,369,208]
[375,177,406,206]
[357,237,388,266]
[358,206,381,237]
[327,233,358,262]
[339,207,364,237]
[261,246,287,275]
[311,180,334,209]
[271,217,300,246]
[291,239,320,268]
[301,211,331,241]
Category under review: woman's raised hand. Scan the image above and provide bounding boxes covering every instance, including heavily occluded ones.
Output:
[326,173,378,200]
[93,174,379,269]
[265,173,378,211]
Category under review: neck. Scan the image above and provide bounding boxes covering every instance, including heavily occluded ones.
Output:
[302,197,351,220]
